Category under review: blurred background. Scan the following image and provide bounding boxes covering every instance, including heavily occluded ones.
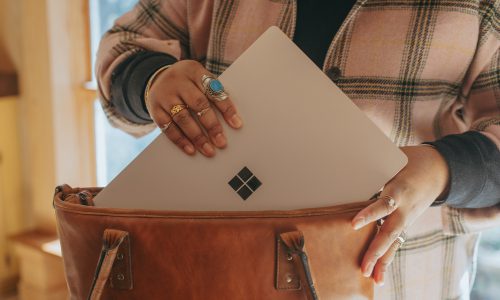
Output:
[0,0,498,299]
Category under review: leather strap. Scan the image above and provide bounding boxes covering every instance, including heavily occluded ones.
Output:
[88,229,131,300]
[276,235,301,290]
[88,229,318,299]
[278,231,319,300]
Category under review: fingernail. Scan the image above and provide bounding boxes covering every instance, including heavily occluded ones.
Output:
[229,114,243,128]
[353,217,365,230]
[375,272,385,286]
[363,262,374,277]
[184,144,195,154]
[202,142,215,155]
[214,133,227,148]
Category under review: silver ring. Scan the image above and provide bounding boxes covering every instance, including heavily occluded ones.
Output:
[160,121,173,132]
[202,74,229,102]
[395,231,407,245]
[380,195,397,213]
[196,106,211,118]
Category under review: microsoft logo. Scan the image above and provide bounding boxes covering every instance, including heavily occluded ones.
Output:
[228,167,262,200]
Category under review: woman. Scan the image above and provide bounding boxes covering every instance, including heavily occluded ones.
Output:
[96,0,500,298]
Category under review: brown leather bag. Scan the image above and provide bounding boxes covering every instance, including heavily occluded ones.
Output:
[53,184,376,300]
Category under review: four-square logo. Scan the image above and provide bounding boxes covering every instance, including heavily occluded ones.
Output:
[228,167,262,200]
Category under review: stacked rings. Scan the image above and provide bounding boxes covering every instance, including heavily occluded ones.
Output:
[394,231,407,250]
[202,75,229,101]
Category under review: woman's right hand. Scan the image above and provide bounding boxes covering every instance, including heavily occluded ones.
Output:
[146,60,243,157]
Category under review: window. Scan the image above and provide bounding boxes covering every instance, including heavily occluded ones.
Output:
[89,0,159,185]
[471,227,500,299]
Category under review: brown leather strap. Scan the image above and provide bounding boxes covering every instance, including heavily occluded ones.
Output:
[279,231,319,300]
[88,229,131,300]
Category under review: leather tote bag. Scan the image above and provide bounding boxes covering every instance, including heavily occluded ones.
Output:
[53,184,376,300]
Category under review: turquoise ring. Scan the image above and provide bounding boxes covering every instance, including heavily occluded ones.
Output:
[202,75,229,102]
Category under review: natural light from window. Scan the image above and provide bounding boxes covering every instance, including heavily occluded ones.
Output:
[89,0,159,186]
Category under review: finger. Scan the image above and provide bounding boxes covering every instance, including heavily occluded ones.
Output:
[352,195,399,230]
[149,106,195,155]
[372,237,403,285]
[178,82,227,149]
[188,68,243,129]
[163,98,215,157]
[209,94,243,129]
[361,215,404,277]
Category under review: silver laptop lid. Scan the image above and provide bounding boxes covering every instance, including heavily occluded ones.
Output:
[94,26,407,211]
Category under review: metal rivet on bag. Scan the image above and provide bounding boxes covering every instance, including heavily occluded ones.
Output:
[116,253,124,260]
[286,253,293,261]
[286,274,294,283]
[54,185,63,194]
[117,273,125,281]
[78,192,88,206]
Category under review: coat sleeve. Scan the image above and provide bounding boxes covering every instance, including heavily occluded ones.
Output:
[95,0,189,137]
[464,1,500,144]
[441,0,500,235]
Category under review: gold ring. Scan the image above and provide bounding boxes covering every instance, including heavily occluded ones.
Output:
[160,121,173,132]
[196,106,211,118]
[170,104,188,117]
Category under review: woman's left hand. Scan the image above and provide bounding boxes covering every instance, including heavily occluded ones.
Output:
[351,145,450,285]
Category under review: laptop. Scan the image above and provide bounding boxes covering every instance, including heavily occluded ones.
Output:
[94,26,407,211]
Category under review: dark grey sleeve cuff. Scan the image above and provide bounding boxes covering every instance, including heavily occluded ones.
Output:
[110,51,178,124]
[424,131,500,208]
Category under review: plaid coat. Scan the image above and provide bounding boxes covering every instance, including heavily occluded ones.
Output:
[96,0,500,299]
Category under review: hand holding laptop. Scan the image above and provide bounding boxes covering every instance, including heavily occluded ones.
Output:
[145,59,243,157]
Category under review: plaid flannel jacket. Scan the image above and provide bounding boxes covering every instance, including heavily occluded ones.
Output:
[96,1,500,299]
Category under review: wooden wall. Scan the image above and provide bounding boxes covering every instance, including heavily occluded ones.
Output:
[0,0,97,296]
[0,96,23,295]
[0,0,22,294]
[0,0,20,96]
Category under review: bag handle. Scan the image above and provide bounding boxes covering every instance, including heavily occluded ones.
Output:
[88,229,132,300]
[87,229,317,299]
[277,231,319,300]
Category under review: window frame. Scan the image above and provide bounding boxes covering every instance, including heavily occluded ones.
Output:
[71,0,101,187]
